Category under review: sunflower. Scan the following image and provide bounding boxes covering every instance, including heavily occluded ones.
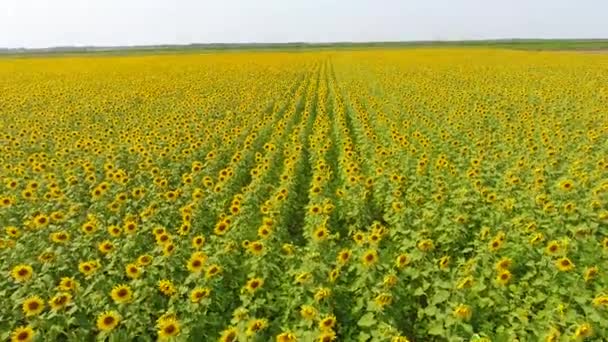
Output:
[96,311,120,332]
[49,292,72,311]
[488,237,503,252]
[317,330,336,342]
[78,260,99,277]
[391,336,411,342]
[58,277,78,292]
[544,327,560,342]
[158,279,177,296]
[192,235,205,249]
[453,304,472,321]
[314,288,331,302]
[214,220,230,235]
[107,225,121,237]
[248,241,264,256]
[219,327,238,342]
[276,332,298,342]
[300,305,317,320]
[555,257,575,272]
[545,240,560,255]
[163,243,176,256]
[574,323,593,339]
[312,226,330,242]
[438,256,450,270]
[417,239,434,252]
[157,317,180,340]
[353,231,366,245]
[558,179,574,192]
[592,295,608,307]
[11,264,33,282]
[5,226,19,238]
[246,318,268,336]
[10,326,35,342]
[374,293,393,307]
[190,287,211,303]
[205,264,222,278]
[245,277,264,294]
[125,263,142,279]
[496,269,512,286]
[319,315,336,331]
[361,249,378,267]
[111,284,133,304]
[457,276,474,289]
[395,254,410,268]
[98,240,114,254]
[137,254,153,266]
[584,266,598,282]
[187,253,206,273]
[22,295,45,316]
[51,231,70,243]
[336,249,351,264]
[495,257,512,271]
[328,268,340,283]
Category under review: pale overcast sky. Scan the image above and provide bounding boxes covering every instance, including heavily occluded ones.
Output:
[1,0,607,48]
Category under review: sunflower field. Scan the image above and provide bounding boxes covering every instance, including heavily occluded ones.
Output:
[1,49,608,342]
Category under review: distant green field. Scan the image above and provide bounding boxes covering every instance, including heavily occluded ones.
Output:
[2,39,608,57]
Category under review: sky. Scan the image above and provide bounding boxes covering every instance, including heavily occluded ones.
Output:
[1,0,607,48]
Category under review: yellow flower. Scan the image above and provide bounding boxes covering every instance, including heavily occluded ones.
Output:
[58,277,78,292]
[317,330,336,342]
[495,257,512,271]
[584,266,598,282]
[362,249,379,267]
[11,264,33,283]
[314,288,331,302]
[300,305,317,320]
[49,292,72,311]
[337,249,352,264]
[417,239,434,252]
[187,252,207,273]
[453,304,472,321]
[10,326,35,342]
[190,287,211,303]
[245,277,264,294]
[22,295,45,316]
[318,315,337,331]
[158,279,177,296]
[592,294,608,307]
[246,318,268,336]
[276,331,298,342]
[110,284,133,304]
[574,323,593,339]
[157,317,180,340]
[555,257,575,272]
[96,311,120,332]
[219,327,238,342]
[312,226,330,242]
[496,269,512,286]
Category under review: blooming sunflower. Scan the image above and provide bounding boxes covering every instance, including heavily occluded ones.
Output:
[555,257,575,272]
[246,318,268,336]
[318,315,337,331]
[158,279,177,297]
[157,317,180,340]
[276,331,298,342]
[453,304,472,321]
[190,287,211,303]
[11,264,33,283]
[219,327,238,342]
[245,277,264,294]
[22,295,45,316]
[58,277,78,292]
[110,284,133,304]
[96,311,120,332]
[361,249,378,267]
[300,305,317,320]
[496,269,512,286]
[10,326,35,342]
[49,292,72,311]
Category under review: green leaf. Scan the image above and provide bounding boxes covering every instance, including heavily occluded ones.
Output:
[357,312,377,328]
